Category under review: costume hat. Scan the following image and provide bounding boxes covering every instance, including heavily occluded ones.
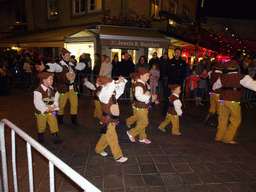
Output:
[38,72,54,82]
[99,76,113,85]
[215,61,224,69]
[224,60,238,69]
[168,84,181,91]
[60,48,71,55]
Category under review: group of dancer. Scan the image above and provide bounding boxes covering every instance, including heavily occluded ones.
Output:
[34,47,256,163]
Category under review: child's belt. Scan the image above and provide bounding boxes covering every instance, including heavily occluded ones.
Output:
[102,112,119,119]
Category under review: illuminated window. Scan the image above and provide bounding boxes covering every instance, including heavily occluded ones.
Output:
[151,0,161,18]
[73,0,86,14]
[170,1,177,14]
[88,0,102,12]
[48,0,58,18]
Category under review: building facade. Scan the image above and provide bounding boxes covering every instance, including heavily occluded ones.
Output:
[0,0,198,64]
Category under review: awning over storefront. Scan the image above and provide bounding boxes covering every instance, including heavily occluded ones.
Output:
[99,25,170,48]
[0,25,87,48]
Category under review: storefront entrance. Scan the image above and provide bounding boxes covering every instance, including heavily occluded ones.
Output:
[111,48,137,63]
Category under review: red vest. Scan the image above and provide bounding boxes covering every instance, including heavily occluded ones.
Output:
[132,82,150,109]
[220,73,245,101]
[34,85,57,114]
[57,63,77,93]
[167,94,179,115]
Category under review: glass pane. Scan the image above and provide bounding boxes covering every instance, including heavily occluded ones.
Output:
[96,0,102,10]
[75,0,80,13]
[81,0,85,12]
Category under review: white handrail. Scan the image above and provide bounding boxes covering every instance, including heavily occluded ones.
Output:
[0,119,101,192]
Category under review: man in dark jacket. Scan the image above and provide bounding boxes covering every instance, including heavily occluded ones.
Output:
[149,52,160,68]
[116,52,134,98]
[162,48,187,114]
[167,48,187,85]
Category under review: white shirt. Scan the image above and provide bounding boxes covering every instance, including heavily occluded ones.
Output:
[99,79,127,104]
[46,60,86,90]
[84,81,98,91]
[135,79,151,104]
[34,84,60,114]
[172,93,183,116]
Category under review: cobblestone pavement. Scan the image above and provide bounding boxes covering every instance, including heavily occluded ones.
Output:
[0,88,256,192]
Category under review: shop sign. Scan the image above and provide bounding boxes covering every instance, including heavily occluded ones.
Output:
[101,39,168,48]
[101,10,155,28]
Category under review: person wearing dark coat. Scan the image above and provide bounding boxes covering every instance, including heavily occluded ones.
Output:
[148,52,160,69]
[116,53,135,98]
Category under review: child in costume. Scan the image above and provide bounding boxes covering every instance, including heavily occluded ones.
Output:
[84,77,102,120]
[126,72,139,128]
[34,72,63,144]
[213,60,256,144]
[95,76,128,163]
[158,84,183,135]
[126,67,158,144]
[203,62,224,126]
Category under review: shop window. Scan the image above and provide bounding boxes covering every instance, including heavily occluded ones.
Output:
[148,48,163,62]
[88,0,102,12]
[73,0,86,15]
[151,0,161,18]
[170,0,178,14]
[65,43,95,68]
[47,0,58,18]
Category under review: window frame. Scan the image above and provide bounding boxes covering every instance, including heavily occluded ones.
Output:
[151,0,161,19]
[88,0,102,13]
[170,0,178,14]
[47,0,58,19]
[72,0,86,15]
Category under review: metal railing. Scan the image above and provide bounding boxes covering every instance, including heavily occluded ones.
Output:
[0,119,101,192]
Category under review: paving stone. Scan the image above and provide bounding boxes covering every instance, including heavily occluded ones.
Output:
[142,174,164,186]
[139,164,158,174]
[179,173,202,184]
[156,164,176,173]
[225,182,252,192]
[123,175,144,187]
[104,175,124,188]
[122,164,141,175]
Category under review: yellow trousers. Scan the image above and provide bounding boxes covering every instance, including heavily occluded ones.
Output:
[209,93,220,114]
[159,114,180,134]
[36,113,59,133]
[128,109,148,140]
[216,101,241,143]
[93,100,102,119]
[126,107,138,127]
[58,89,78,115]
[95,123,123,160]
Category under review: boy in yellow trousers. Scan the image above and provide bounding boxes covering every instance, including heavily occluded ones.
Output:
[84,77,102,119]
[126,67,158,144]
[34,72,63,144]
[158,84,183,135]
[95,76,128,163]
[213,60,256,144]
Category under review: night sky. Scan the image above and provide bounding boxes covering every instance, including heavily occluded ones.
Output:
[202,0,255,20]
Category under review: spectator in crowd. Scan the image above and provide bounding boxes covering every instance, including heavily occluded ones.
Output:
[148,52,160,68]
[159,53,169,114]
[77,53,91,94]
[99,55,112,78]
[23,57,33,89]
[249,57,256,79]
[186,69,199,99]
[116,52,135,98]
[54,56,60,63]
[112,55,120,78]
[196,69,209,106]
[135,56,150,72]
[149,63,160,95]
[93,54,101,76]
[195,57,211,75]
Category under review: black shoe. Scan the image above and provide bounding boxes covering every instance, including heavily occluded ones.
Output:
[203,112,212,125]
[71,114,79,126]
[213,115,219,128]
[38,133,45,143]
[52,132,63,144]
[57,115,64,125]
